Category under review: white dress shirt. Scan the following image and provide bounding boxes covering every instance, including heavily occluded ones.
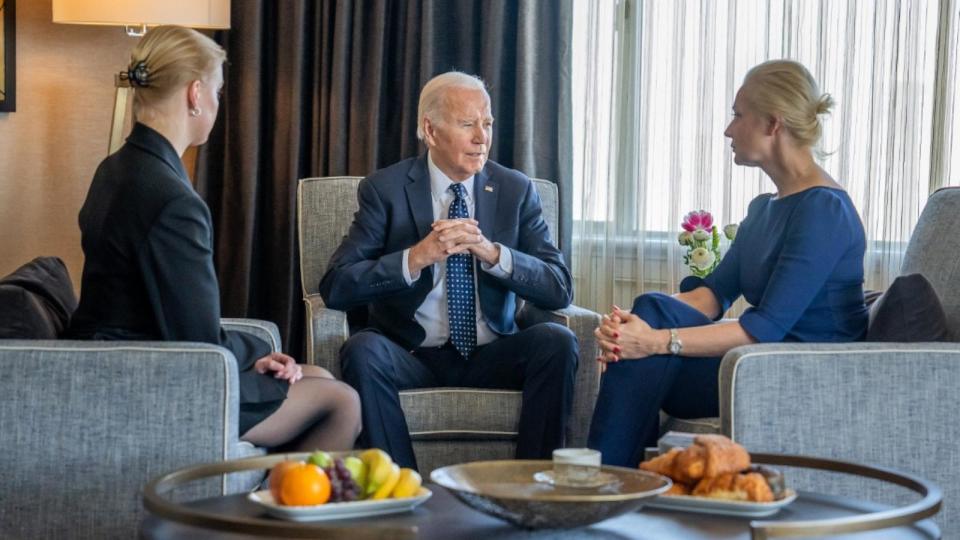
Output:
[401,152,514,348]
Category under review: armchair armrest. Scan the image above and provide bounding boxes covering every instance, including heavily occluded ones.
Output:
[304,293,349,378]
[221,318,282,353]
[0,340,243,538]
[517,303,602,447]
[718,342,960,529]
[719,342,960,440]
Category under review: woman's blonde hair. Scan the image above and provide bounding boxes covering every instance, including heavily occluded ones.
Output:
[125,25,225,112]
[743,60,833,149]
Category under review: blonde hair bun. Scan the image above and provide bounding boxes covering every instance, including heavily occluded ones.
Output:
[126,25,226,113]
[743,60,831,148]
[815,93,834,116]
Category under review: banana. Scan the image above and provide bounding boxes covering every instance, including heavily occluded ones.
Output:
[390,468,422,498]
[360,448,395,497]
[371,463,401,500]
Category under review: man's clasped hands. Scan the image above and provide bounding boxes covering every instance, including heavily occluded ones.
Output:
[407,218,502,274]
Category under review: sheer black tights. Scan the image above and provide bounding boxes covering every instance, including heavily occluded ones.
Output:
[241,365,362,451]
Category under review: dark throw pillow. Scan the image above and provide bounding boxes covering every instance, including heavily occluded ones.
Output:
[863,289,884,308]
[866,273,949,342]
[0,257,77,339]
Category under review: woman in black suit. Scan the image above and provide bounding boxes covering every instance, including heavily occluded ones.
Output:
[68,26,361,451]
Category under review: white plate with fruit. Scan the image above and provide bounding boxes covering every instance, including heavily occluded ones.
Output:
[248,449,432,522]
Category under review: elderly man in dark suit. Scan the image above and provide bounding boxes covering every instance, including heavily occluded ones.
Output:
[319,71,578,470]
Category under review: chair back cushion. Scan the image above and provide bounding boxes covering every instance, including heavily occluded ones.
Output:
[901,187,960,338]
[297,176,559,297]
[0,257,77,339]
[533,179,559,246]
[298,176,363,296]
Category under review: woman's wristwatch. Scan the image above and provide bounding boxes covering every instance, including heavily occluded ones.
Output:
[668,328,683,355]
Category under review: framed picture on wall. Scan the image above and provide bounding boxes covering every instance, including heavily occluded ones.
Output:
[0,0,15,112]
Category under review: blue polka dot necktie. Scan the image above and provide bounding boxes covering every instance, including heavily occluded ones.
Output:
[446,183,476,359]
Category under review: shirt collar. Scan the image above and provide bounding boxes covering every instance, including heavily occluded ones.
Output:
[427,151,473,202]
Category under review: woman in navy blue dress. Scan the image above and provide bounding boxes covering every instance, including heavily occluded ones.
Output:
[588,60,868,467]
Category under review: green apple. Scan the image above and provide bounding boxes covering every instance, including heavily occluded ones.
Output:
[343,456,367,490]
[307,450,332,469]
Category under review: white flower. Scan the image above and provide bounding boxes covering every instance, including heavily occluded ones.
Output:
[693,229,711,242]
[723,223,739,241]
[678,231,694,246]
[690,247,716,269]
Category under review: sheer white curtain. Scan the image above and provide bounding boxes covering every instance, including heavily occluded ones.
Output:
[572,0,960,314]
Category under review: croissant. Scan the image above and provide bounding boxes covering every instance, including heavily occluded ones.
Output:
[663,481,690,496]
[638,447,682,477]
[672,434,751,482]
[639,434,779,500]
[691,471,774,502]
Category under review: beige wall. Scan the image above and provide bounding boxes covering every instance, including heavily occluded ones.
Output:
[0,0,137,291]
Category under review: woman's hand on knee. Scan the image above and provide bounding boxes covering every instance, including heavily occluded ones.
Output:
[254,352,303,384]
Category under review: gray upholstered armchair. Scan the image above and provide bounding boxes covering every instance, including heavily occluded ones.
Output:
[714,187,960,531]
[0,319,275,539]
[297,176,601,475]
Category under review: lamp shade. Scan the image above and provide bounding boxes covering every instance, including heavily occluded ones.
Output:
[52,0,230,29]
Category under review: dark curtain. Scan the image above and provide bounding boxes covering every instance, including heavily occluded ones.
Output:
[196,0,572,355]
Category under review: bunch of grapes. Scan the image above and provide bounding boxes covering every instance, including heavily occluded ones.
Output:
[324,458,361,502]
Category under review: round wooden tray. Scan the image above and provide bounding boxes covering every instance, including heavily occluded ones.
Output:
[142,451,941,538]
[737,453,940,539]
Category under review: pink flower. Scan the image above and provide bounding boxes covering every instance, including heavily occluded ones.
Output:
[681,210,714,232]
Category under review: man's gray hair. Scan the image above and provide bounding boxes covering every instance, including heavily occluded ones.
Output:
[416,71,490,140]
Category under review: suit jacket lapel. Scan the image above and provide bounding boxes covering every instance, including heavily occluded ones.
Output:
[474,166,498,240]
[405,156,434,240]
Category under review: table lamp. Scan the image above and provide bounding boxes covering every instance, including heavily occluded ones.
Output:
[52,0,230,154]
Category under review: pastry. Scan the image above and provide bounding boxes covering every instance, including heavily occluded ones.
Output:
[691,471,774,502]
[638,434,782,502]
[663,481,690,496]
[748,464,785,499]
[695,434,752,478]
[638,447,682,477]
[671,434,751,482]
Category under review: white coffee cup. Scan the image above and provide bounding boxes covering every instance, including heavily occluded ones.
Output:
[552,448,601,486]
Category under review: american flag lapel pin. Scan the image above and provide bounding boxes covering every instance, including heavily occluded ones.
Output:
[484,185,494,192]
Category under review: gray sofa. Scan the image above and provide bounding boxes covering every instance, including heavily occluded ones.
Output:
[0,318,274,539]
[298,176,601,475]
[716,187,960,532]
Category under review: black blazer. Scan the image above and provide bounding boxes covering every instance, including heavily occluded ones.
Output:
[68,123,285,418]
[318,155,573,350]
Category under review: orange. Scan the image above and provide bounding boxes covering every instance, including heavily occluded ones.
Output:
[279,463,331,506]
[268,460,302,503]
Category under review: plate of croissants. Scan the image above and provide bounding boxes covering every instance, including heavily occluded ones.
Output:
[638,434,796,517]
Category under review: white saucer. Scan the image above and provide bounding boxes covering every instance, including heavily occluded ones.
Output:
[533,469,620,489]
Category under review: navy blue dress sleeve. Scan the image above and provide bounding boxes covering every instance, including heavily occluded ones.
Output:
[701,230,743,319]
[738,192,854,342]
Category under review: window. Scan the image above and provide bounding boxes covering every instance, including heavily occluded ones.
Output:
[571,0,959,312]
